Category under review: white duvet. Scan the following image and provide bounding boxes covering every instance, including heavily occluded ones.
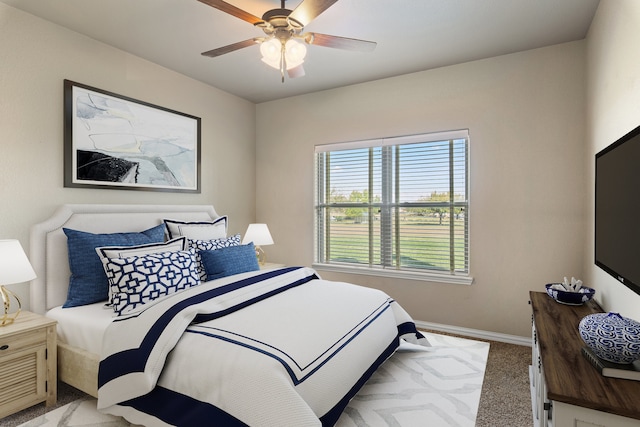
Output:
[97,267,429,426]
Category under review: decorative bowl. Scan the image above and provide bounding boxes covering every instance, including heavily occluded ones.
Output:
[579,312,640,364]
[545,283,595,305]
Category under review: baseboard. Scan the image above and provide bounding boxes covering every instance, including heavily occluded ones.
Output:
[415,320,532,347]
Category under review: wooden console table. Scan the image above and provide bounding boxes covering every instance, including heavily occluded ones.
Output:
[529,291,640,427]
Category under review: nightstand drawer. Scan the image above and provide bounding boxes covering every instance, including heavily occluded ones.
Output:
[0,349,43,398]
[0,328,47,357]
[0,346,48,418]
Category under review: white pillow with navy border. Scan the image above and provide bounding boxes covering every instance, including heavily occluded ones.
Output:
[96,237,188,304]
[163,216,228,240]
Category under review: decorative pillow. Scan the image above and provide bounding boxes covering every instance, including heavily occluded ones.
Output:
[95,237,188,304]
[103,251,200,316]
[62,224,166,308]
[164,216,228,240]
[188,233,241,280]
[200,243,260,281]
[96,236,188,259]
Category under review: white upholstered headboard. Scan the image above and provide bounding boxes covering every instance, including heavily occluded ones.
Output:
[29,204,219,314]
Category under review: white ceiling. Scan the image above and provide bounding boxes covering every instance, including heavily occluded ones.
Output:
[2,0,600,103]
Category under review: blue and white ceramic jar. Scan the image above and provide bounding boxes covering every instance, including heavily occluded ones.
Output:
[579,312,640,364]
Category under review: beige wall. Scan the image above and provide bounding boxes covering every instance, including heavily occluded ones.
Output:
[0,4,256,307]
[584,0,640,320]
[6,1,638,338]
[256,41,587,338]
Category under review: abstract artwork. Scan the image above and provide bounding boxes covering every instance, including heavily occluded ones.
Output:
[64,80,201,192]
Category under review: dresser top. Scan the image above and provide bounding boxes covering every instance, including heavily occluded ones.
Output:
[530,291,640,420]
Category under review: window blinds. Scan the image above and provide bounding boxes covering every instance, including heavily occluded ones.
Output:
[315,130,469,275]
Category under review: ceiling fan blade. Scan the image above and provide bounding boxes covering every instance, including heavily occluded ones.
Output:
[289,0,339,26]
[197,0,263,25]
[306,33,377,52]
[201,39,259,58]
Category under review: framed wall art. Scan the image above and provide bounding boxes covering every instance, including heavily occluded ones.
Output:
[63,80,201,193]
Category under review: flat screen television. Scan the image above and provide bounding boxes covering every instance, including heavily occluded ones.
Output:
[595,124,640,296]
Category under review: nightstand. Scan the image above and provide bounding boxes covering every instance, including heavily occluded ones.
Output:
[260,262,285,270]
[0,311,57,418]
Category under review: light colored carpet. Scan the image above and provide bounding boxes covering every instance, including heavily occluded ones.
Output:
[15,332,489,427]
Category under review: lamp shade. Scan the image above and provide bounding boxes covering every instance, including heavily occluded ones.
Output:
[260,38,282,69]
[260,38,307,71]
[284,39,306,68]
[0,239,37,284]
[242,224,274,246]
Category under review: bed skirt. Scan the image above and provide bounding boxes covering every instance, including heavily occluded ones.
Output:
[58,341,99,398]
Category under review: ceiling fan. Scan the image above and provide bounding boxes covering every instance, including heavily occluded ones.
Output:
[198,0,377,82]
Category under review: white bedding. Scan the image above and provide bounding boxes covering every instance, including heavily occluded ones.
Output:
[98,267,429,426]
[47,303,113,354]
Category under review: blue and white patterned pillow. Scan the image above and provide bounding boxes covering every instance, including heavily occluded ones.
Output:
[96,237,189,305]
[188,233,241,280]
[103,251,200,316]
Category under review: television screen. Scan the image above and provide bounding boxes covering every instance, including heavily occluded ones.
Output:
[595,124,640,296]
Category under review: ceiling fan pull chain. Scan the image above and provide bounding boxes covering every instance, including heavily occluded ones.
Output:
[280,43,286,83]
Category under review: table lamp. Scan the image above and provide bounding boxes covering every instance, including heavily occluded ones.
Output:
[242,224,274,265]
[0,239,37,326]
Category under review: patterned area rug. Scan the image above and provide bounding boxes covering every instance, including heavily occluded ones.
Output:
[18,333,489,427]
[337,333,490,427]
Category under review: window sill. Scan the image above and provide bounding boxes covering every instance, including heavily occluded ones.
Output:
[311,263,474,286]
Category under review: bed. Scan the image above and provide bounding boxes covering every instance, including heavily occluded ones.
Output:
[30,204,429,426]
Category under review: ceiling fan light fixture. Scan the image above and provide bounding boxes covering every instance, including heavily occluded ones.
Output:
[199,0,375,81]
[284,39,306,68]
[287,63,305,78]
[261,56,281,69]
[260,38,306,71]
[260,38,281,64]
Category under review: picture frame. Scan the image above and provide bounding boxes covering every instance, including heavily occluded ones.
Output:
[63,80,201,193]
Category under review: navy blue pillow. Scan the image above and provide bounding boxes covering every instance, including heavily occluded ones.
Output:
[200,243,260,281]
[62,224,166,308]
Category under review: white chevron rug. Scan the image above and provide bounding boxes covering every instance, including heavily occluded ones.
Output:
[18,333,489,427]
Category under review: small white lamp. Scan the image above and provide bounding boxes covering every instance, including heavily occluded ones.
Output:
[242,224,274,265]
[0,240,37,326]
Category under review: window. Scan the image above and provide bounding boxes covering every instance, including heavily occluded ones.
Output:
[314,130,469,282]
